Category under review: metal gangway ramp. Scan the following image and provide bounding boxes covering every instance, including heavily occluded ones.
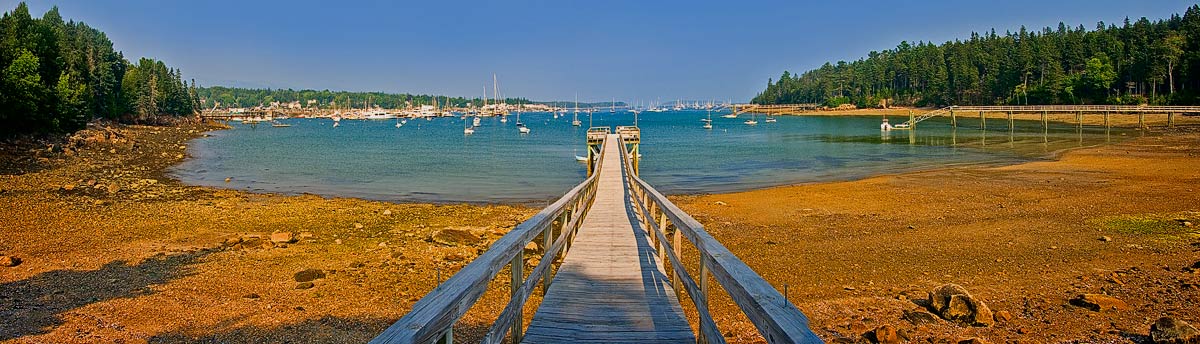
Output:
[371,129,822,344]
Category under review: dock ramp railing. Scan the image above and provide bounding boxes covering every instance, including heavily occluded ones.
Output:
[617,133,823,344]
[369,142,607,344]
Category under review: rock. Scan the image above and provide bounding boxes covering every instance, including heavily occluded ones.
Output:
[270,232,294,243]
[444,253,467,262]
[293,269,326,282]
[713,201,727,206]
[848,322,869,336]
[431,228,481,246]
[107,183,120,195]
[0,255,22,267]
[224,177,232,183]
[1070,294,1130,312]
[1100,236,1113,242]
[994,310,1013,323]
[958,338,988,344]
[242,293,260,300]
[354,223,364,229]
[334,239,343,245]
[902,310,939,325]
[223,237,243,246]
[1150,317,1200,344]
[524,242,540,254]
[295,282,314,290]
[61,184,75,191]
[1185,221,1194,227]
[382,209,392,215]
[299,232,314,239]
[869,325,900,344]
[927,284,994,327]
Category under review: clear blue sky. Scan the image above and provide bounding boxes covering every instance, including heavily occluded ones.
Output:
[6,0,1193,102]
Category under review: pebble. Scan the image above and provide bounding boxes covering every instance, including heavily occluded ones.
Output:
[61,184,75,191]
[242,293,260,300]
[354,223,364,229]
[382,209,392,215]
[0,255,22,267]
[713,201,727,206]
[295,282,315,290]
[224,177,231,183]
[1100,236,1112,242]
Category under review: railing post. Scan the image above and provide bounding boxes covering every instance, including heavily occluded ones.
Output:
[543,213,558,293]
[698,255,711,344]
[511,252,524,343]
[672,225,682,290]
[437,329,453,344]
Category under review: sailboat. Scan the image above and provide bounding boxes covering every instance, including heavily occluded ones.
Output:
[571,94,582,126]
[703,105,713,129]
[516,108,530,134]
[472,116,481,127]
[765,115,777,123]
[744,113,758,125]
[464,126,475,135]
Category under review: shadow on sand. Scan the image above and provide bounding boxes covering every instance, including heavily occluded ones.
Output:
[0,250,210,341]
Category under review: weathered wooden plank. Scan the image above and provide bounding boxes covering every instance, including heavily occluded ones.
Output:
[522,134,693,344]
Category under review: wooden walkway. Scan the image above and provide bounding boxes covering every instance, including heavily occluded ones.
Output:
[521,134,694,343]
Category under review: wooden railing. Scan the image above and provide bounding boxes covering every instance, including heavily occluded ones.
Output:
[947,105,1200,113]
[617,133,823,344]
[370,140,607,344]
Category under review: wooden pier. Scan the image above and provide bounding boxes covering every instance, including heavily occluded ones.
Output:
[370,129,820,344]
[732,103,821,116]
[897,105,1200,129]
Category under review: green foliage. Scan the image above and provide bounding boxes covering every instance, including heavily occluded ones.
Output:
[0,2,195,137]
[195,86,538,110]
[755,5,1200,107]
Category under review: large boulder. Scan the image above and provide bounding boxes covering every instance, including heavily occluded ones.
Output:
[1151,317,1200,344]
[293,269,326,282]
[1071,294,1130,312]
[431,228,481,246]
[927,284,994,327]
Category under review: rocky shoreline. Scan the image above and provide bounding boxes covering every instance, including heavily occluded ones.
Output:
[2,121,1199,343]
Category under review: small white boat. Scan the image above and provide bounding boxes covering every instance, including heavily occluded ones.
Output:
[395,122,402,128]
[744,119,758,125]
[464,127,475,135]
[472,117,481,127]
[518,125,530,134]
[575,155,588,162]
[333,122,340,128]
[704,122,713,129]
[500,116,508,123]
[765,117,777,123]
[721,113,737,119]
[270,120,291,128]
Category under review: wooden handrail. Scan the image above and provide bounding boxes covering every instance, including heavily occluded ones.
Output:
[370,137,608,344]
[617,133,822,344]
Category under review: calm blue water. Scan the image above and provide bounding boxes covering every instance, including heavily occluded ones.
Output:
[172,111,1123,204]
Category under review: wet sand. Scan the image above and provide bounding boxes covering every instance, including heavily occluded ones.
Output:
[672,125,1200,342]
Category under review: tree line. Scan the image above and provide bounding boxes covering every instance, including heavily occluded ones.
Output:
[196,86,535,110]
[753,5,1200,108]
[196,86,624,109]
[0,2,198,137]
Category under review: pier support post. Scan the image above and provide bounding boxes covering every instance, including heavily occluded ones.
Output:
[979,111,985,130]
[1041,111,1047,129]
[1104,111,1110,128]
[950,110,956,127]
[908,110,914,130]
[511,252,524,343]
[1139,113,1145,128]
[1169,112,1175,128]
[1077,111,1083,129]
[1008,111,1013,131]
[698,256,711,344]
